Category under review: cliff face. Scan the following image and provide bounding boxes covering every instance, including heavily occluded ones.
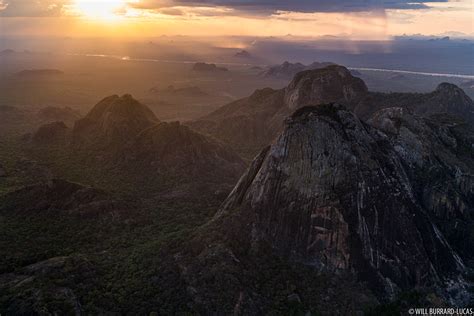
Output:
[368,108,474,260]
[181,104,472,312]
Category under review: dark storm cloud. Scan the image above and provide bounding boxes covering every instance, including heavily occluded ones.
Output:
[0,0,71,17]
[133,0,449,14]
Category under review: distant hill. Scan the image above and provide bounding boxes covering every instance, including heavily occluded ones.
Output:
[37,106,80,125]
[15,69,64,77]
[118,121,246,185]
[260,61,335,79]
[0,49,15,55]
[69,94,245,194]
[234,50,252,59]
[192,62,228,73]
[149,85,209,97]
[32,121,69,144]
[72,94,159,149]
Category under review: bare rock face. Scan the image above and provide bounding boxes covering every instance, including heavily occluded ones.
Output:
[368,107,474,260]
[284,65,368,110]
[184,104,470,311]
[72,94,159,148]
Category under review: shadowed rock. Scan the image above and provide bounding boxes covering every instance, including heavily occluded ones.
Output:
[32,121,68,144]
[181,104,471,313]
[284,65,368,110]
[119,121,247,186]
[190,66,473,158]
[72,94,159,148]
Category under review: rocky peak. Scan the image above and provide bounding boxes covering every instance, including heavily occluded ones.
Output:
[204,103,468,303]
[72,94,159,148]
[436,82,463,93]
[84,94,157,123]
[284,65,368,110]
[415,83,474,120]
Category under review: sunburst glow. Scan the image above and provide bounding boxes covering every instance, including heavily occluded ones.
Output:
[74,0,127,20]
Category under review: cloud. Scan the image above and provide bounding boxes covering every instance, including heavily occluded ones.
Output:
[0,0,450,18]
[131,0,449,15]
[0,0,72,17]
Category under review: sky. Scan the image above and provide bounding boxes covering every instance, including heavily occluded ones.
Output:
[0,0,473,39]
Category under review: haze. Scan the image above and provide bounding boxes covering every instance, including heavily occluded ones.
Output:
[1,0,474,314]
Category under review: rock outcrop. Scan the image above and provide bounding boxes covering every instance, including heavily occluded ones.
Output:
[119,121,246,183]
[284,65,368,110]
[181,104,472,313]
[368,108,474,260]
[190,66,474,158]
[260,61,335,79]
[32,121,69,144]
[72,94,159,149]
[360,82,474,122]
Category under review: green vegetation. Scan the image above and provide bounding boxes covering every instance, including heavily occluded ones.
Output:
[0,135,219,314]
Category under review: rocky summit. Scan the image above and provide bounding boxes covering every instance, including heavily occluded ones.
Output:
[284,65,368,110]
[260,61,335,79]
[190,65,474,158]
[180,104,472,313]
[72,94,159,148]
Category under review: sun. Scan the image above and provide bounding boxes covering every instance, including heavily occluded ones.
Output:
[74,0,127,20]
